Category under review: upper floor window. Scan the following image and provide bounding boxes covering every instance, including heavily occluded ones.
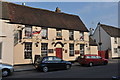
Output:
[69,30,74,40]
[14,30,22,45]
[114,37,117,44]
[41,28,48,39]
[114,48,118,53]
[25,25,32,39]
[14,32,19,45]
[80,32,84,41]
[56,29,62,40]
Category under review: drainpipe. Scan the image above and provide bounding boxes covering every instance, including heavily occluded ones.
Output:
[98,22,102,57]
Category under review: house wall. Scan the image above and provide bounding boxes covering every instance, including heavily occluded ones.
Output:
[0,19,14,65]
[118,38,120,57]
[92,26,120,58]
[0,19,92,65]
[118,38,120,46]
[111,37,119,58]
[13,25,90,65]
[89,46,98,55]
[92,26,111,51]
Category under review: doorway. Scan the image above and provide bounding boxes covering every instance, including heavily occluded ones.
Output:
[56,48,62,59]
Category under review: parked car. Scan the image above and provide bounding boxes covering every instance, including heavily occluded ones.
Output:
[77,54,108,67]
[34,56,72,72]
[0,63,14,77]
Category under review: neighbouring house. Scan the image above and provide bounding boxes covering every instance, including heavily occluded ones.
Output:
[0,1,98,65]
[89,36,98,55]
[92,23,120,59]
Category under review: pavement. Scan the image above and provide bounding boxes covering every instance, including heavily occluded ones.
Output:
[14,64,36,72]
[13,59,119,72]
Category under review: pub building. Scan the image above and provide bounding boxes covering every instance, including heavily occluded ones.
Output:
[0,1,98,65]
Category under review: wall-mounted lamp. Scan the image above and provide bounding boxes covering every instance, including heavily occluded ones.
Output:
[35,42,39,47]
[64,43,67,45]
[17,25,25,30]
[21,40,26,45]
[52,42,55,45]
[86,43,88,47]
[76,43,79,46]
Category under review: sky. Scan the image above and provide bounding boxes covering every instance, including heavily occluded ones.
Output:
[5,1,119,30]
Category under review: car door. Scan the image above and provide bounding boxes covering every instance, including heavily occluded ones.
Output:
[96,56,103,64]
[53,57,66,69]
[91,56,98,65]
[42,57,56,69]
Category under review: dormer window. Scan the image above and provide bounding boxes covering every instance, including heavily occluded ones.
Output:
[69,30,74,40]
[80,32,84,41]
[56,29,62,40]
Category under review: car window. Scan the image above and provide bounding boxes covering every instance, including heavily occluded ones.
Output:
[96,56,102,59]
[54,57,62,61]
[42,57,48,61]
[91,56,97,59]
[48,57,54,61]
[86,56,91,59]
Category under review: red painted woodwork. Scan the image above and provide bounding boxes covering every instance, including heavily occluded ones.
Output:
[56,48,62,59]
[98,51,105,58]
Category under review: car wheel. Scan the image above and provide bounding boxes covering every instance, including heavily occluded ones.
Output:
[2,69,10,77]
[89,62,93,67]
[42,66,48,72]
[66,65,71,70]
[103,61,108,65]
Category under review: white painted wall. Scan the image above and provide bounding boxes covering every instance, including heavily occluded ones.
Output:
[0,19,14,65]
[92,26,111,51]
[111,37,119,58]
[93,26,120,58]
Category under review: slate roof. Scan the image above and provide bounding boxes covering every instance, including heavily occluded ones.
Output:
[100,24,120,37]
[89,37,98,46]
[0,1,89,32]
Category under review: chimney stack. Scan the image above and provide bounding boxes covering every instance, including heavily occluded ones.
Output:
[55,7,61,13]
[22,3,26,6]
[89,28,94,36]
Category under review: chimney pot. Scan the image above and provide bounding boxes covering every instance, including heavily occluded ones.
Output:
[22,3,26,6]
[55,7,61,13]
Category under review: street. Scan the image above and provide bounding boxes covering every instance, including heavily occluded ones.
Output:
[3,59,119,79]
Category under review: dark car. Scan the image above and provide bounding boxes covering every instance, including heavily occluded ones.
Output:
[77,54,108,67]
[34,56,72,72]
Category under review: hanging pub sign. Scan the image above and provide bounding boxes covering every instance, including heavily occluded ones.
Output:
[32,30,41,35]
[75,50,80,54]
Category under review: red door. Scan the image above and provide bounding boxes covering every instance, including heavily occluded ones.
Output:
[56,48,62,59]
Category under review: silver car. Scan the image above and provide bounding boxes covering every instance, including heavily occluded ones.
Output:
[0,63,14,77]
